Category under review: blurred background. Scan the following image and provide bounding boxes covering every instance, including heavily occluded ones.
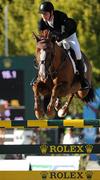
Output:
[0,0,100,170]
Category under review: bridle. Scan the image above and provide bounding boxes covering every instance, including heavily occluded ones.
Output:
[36,38,55,81]
[36,37,67,81]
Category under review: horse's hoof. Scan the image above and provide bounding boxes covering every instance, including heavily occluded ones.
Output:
[46,109,56,119]
[55,98,62,111]
[47,104,52,112]
[34,110,44,119]
[58,106,69,118]
[58,109,67,118]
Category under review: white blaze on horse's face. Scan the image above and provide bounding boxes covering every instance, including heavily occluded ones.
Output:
[39,49,46,82]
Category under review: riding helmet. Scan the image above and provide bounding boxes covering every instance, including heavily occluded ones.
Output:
[39,1,54,13]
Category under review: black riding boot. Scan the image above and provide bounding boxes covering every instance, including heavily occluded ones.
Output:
[76,60,89,90]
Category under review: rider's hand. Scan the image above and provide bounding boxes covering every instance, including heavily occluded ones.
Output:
[51,32,62,42]
[55,35,62,42]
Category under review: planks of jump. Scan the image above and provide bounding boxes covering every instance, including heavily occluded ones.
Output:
[0,119,100,128]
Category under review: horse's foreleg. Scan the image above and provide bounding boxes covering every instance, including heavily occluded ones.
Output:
[47,82,67,112]
[47,82,74,118]
[58,94,74,117]
[46,85,59,119]
[32,83,44,119]
[47,85,57,112]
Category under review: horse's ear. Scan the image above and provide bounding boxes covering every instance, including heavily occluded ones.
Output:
[32,32,40,42]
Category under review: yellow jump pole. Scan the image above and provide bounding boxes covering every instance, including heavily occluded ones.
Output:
[0,119,99,128]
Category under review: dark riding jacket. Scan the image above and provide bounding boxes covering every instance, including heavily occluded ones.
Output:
[38,10,77,41]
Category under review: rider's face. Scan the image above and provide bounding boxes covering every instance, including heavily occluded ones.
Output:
[41,12,51,21]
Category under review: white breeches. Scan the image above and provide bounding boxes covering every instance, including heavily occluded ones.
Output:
[56,33,82,60]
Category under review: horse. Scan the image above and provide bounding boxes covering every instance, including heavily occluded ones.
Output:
[32,30,94,119]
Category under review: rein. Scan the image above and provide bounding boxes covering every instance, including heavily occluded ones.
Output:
[48,46,67,79]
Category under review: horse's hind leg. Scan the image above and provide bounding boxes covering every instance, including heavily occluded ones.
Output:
[58,94,74,117]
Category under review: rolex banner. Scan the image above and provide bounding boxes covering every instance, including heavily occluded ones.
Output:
[0,144,99,154]
[0,171,99,180]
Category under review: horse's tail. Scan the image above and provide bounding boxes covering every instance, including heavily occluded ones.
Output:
[82,86,95,103]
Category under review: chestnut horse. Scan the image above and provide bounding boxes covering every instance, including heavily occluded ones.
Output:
[32,31,94,119]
